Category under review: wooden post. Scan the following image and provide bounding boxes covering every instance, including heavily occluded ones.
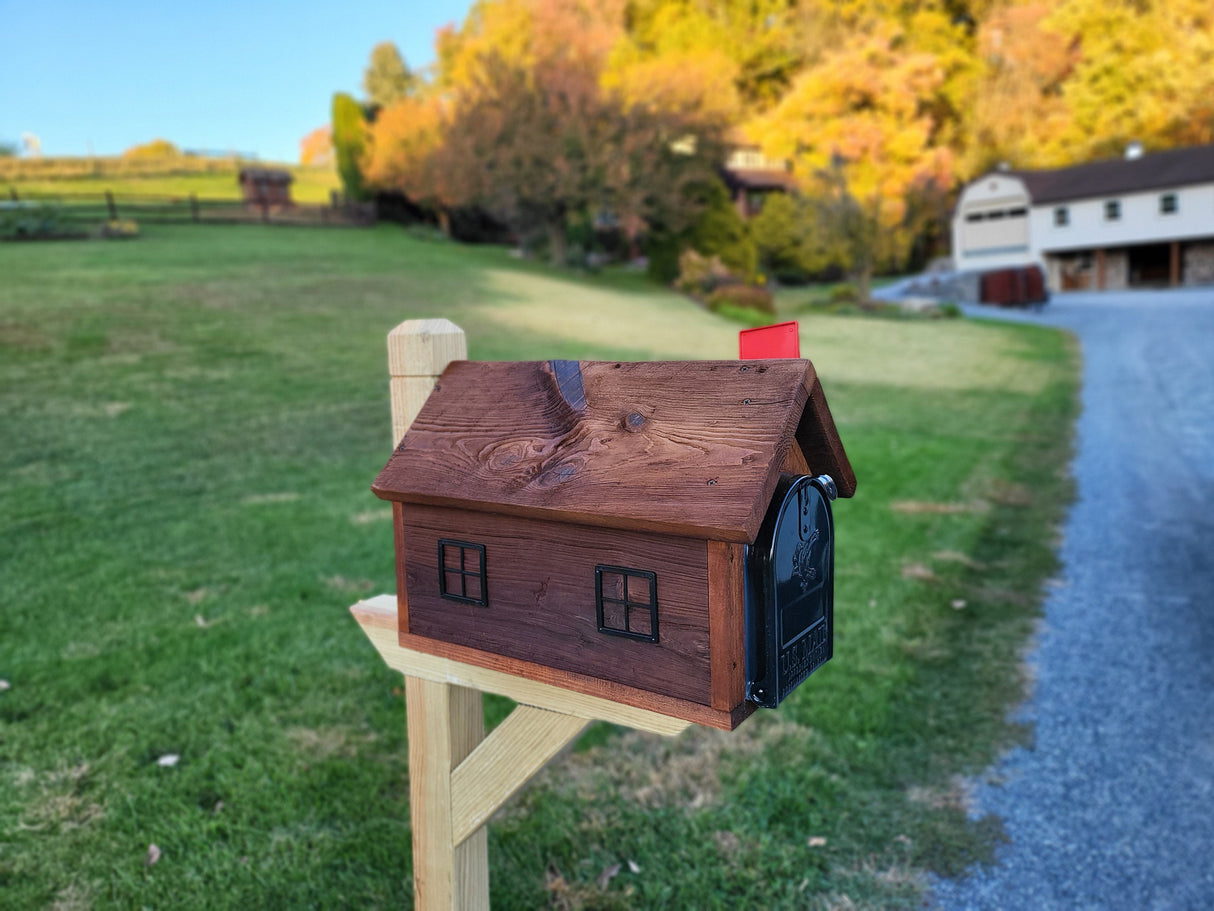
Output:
[1170,241,1181,287]
[1095,248,1106,290]
[356,319,691,910]
[390,320,488,909]
[388,318,467,446]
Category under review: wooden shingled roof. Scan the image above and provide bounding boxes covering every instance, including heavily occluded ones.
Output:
[372,360,855,544]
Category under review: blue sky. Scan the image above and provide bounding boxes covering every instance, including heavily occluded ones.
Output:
[3,0,475,163]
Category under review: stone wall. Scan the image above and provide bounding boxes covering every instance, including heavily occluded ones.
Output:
[1184,243,1214,285]
[1104,251,1129,290]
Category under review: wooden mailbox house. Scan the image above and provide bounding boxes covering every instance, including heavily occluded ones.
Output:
[372,359,855,731]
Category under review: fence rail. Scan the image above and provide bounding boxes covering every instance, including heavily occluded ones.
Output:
[3,187,375,229]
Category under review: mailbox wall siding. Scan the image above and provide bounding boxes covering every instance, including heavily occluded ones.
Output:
[400,504,712,705]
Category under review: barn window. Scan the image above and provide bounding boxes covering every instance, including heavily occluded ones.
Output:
[1104,200,1121,221]
[1160,193,1178,214]
[1054,207,1069,227]
[595,566,658,642]
[438,540,487,606]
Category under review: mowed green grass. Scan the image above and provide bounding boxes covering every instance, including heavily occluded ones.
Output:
[6,166,341,204]
[0,225,1077,909]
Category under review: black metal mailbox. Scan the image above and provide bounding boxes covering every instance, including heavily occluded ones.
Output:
[745,473,837,708]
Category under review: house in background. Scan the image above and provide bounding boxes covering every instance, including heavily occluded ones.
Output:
[952,142,1214,292]
[722,146,797,219]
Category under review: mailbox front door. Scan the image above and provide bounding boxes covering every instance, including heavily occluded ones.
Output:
[745,474,836,708]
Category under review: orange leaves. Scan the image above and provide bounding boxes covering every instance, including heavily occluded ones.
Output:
[362,95,450,203]
[752,22,962,215]
[298,127,332,169]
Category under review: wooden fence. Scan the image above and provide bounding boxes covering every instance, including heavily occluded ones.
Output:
[4,188,375,229]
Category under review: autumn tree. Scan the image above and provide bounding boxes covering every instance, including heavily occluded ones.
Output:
[299,126,333,168]
[961,2,1076,174]
[1043,0,1214,160]
[363,42,417,110]
[123,138,181,159]
[751,13,965,283]
[609,0,808,113]
[363,94,452,220]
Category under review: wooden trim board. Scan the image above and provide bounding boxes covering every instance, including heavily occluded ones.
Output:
[352,596,696,735]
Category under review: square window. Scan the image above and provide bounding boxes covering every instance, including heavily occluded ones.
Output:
[625,574,650,603]
[464,574,483,603]
[438,539,488,607]
[600,600,626,632]
[628,609,653,638]
[1054,207,1069,227]
[1160,193,1178,214]
[1104,200,1121,221]
[595,565,658,643]
[600,571,625,602]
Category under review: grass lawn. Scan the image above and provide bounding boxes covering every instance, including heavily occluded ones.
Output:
[6,167,341,204]
[0,224,1077,909]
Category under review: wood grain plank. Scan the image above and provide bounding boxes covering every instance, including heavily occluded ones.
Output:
[373,360,821,542]
[708,541,747,712]
[781,440,812,476]
[795,372,857,497]
[351,595,699,733]
[388,319,487,911]
[406,677,489,910]
[388,318,468,378]
[450,706,588,845]
[402,506,712,704]
[392,502,410,634]
[390,376,439,448]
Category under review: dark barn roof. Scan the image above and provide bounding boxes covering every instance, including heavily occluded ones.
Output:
[721,167,798,192]
[1005,143,1214,204]
[372,360,854,543]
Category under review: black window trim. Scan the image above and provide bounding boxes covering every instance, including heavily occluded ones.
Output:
[595,565,659,643]
[438,539,488,607]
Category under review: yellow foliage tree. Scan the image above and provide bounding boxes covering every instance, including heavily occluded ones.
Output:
[299,126,334,168]
[963,2,1076,174]
[122,138,181,159]
[1043,0,1214,161]
[362,94,451,211]
[750,19,966,289]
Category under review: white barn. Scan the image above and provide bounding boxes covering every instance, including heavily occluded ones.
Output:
[953,143,1214,292]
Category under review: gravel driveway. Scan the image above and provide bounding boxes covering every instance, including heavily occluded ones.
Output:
[932,288,1214,910]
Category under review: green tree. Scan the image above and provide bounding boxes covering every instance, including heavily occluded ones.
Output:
[331,92,368,200]
[751,192,841,282]
[363,42,417,110]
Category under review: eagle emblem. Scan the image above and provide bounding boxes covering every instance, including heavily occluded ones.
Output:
[791,528,820,592]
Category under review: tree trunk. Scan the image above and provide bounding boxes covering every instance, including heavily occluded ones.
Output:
[547,221,567,267]
[856,265,873,305]
[437,208,452,238]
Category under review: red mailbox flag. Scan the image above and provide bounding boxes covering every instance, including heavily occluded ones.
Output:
[739,321,800,359]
